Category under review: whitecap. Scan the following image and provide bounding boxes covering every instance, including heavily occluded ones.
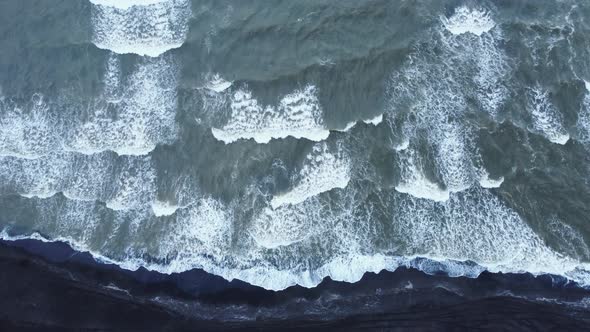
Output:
[3,184,590,291]
[394,150,450,202]
[479,172,504,188]
[90,0,191,57]
[363,114,383,126]
[211,85,330,144]
[527,87,570,145]
[151,200,180,216]
[204,74,233,93]
[66,55,179,155]
[442,6,496,36]
[0,152,156,211]
[270,143,350,209]
[89,0,167,9]
[0,94,61,159]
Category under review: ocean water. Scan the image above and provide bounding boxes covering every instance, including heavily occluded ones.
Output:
[1,0,590,292]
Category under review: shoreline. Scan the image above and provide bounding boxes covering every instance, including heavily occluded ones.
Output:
[1,238,590,330]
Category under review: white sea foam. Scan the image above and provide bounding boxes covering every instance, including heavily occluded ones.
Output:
[0,94,60,159]
[391,187,590,285]
[442,6,496,36]
[386,11,512,202]
[578,82,590,143]
[204,74,233,93]
[389,68,477,200]
[211,85,330,144]
[363,114,383,126]
[1,55,179,158]
[479,172,504,188]
[271,143,350,209]
[547,218,590,260]
[90,0,191,57]
[395,149,450,202]
[339,120,357,132]
[89,0,167,9]
[248,203,317,249]
[3,185,589,291]
[336,114,383,132]
[151,200,180,216]
[0,152,156,211]
[67,55,178,155]
[163,198,233,258]
[527,87,570,145]
[394,139,410,151]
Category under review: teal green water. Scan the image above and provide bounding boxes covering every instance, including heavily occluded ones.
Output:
[0,0,590,290]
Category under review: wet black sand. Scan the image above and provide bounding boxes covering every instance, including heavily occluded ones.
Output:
[1,239,590,331]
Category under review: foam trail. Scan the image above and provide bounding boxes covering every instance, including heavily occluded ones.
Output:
[3,185,589,291]
[527,87,570,145]
[0,94,60,159]
[248,202,319,249]
[386,8,510,202]
[0,152,156,211]
[395,149,450,202]
[67,55,179,155]
[89,0,167,9]
[90,0,191,57]
[211,86,330,144]
[442,6,495,36]
[271,143,350,209]
[577,81,590,143]
[391,187,590,285]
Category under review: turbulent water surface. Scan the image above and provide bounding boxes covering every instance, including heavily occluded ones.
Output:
[1,0,590,292]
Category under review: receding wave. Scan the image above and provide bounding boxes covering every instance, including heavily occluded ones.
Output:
[1,185,588,291]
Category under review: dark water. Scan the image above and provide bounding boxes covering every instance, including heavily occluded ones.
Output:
[1,0,590,297]
[2,239,590,330]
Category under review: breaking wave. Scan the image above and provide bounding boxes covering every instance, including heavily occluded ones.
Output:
[211,85,330,144]
[1,1,590,294]
[387,6,508,201]
[1,185,589,291]
[271,142,350,209]
[527,86,570,145]
[90,0,191,57]
[0,55,179,158]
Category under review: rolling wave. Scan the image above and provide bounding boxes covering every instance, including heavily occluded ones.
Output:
[211,85,330,144]
[271,142,350,209]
